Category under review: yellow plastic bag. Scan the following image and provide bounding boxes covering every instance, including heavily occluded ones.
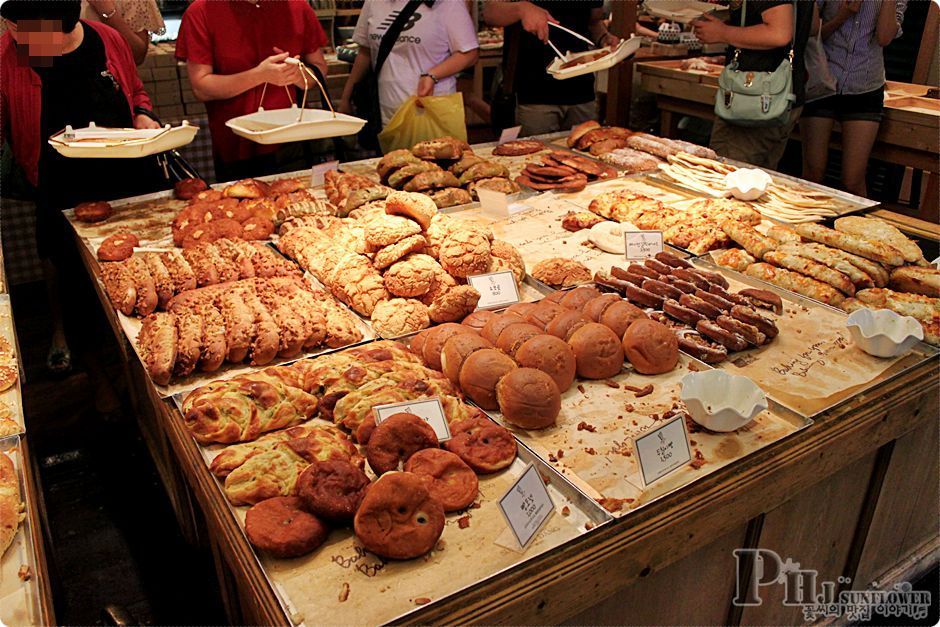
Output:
[378,94,467,153]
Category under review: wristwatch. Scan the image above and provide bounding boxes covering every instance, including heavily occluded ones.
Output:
[420,72,439,84]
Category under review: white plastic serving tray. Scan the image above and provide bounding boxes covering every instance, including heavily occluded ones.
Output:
[547,36,641,80]
[226,106,366,145]
[48,121,198,158]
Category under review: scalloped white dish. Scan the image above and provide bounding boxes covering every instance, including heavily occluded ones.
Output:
[226,106,366,145]
[724,168,772,201]
[680,370,767,432]
[846,308,923,358]
[48,121,198,158]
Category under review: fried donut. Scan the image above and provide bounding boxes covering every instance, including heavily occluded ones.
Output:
[366,413,439,475]
[404,449,478,512]
[443,415,517,474]
[74,200,112,222]
[354,472,445,560]
[296,460,370,523]
[245,496,329,559]
[97,232,139,261]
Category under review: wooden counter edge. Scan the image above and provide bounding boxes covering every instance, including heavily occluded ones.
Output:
[19,437,56,625]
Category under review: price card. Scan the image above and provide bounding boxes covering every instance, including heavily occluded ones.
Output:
[310,160,339,186]
[498,125,522,144]
[467,271,520,310]
[624,230,664,260]
[498,463,555,549]
[373,397,451,441]
[477,187,509,219]
[633,414,692,486]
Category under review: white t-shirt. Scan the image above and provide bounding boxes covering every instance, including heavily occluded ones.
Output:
[353,0,479,124]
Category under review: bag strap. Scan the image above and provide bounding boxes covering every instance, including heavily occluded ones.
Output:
[733,0,798,62]
[501,24,522,93]
[374,0,424,78]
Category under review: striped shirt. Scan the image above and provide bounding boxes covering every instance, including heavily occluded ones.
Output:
[819,0,907,95]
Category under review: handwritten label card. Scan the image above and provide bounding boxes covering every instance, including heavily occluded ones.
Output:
[633,414,692,486]
[498,125,522,144]
[498,463,555,549]
[624,230,664,260]
[373,397,451,441]
[477,187,510,219]
[310,160,339,186]
[468,271,521,310]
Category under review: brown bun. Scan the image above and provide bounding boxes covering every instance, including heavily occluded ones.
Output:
[74,200,112,223]
[410,328,430,361]
[545,309,591,341]
[600,300,649,339]
[514,335,577,392]
[559,286,602,310]
[543,291,567,304]
[481,312,524,344]
[495,322,542,358]
[174,177,209,200]
[444,415,517,473]
[422,323,473,371]
[461,310,496,331]
[567,322,624,379]
[354,472,445,560]
[366,413,439,475]
[245,496,329,559]
[622,319,679,375]
[525,301,568,330]
[505,302,537,318]
[582,293,621,322]
[496,368,561,429]
[404,449,478,512]
[458,349,517,410]
[441,333,494,384]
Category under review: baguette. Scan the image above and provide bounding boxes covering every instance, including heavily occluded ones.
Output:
[794,223,905,266]
[745,262,845,306]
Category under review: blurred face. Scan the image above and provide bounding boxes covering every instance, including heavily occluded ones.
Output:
[5,18,74,66]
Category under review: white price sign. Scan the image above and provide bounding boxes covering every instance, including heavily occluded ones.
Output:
[477,187,509,219]
[468,271,520,310]
[310,160,339,186]
[498,125,522,144]
[373,397,451,442]
[624,230,664,260]
[633,414,692,486]
[498,463,555,549]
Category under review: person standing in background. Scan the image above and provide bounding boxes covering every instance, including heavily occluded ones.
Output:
[801,0,906,197]
[83,0,165,65]
[694,0,813,170]
[484,1,620,136]
[176,0,328,181]
[338,0,479,128]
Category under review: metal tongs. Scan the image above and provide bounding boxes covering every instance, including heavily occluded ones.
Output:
[257,56,337,124]
[545,21,597,61]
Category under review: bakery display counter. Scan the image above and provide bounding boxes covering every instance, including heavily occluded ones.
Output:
[65,134,938,625]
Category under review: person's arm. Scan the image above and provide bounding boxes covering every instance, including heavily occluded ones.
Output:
[821,0,860,39]
[694,3,794,49]
[417,49,479,96]
[187,52,297,102]
[483,0,557,42]
[588,7,620,47]
[86,0,150,65]
[304,49,329,81]
[338,47,372,114]
[810,2,821,36]
[875,0,902,46]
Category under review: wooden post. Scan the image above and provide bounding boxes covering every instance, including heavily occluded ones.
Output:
[606,0,639,126]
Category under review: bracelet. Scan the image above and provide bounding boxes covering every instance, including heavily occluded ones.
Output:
[134,107,161,124]
[420,72,439,84]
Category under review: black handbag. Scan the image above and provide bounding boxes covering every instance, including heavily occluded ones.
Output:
[351,0,423,150]
[491,25,521,132]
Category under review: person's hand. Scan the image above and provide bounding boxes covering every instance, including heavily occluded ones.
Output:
[134,114,161,130]
[693,13,728,45]
[87,0,117,18]
[599,32,621,48]
[416,75,436,98]
[842,0,862,14]
[256,51,297,87]
[338,97,353,115]
[518,1,558,43]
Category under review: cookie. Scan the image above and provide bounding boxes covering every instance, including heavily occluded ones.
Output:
[373,234,427,270]
[366,413,439,475]
[296,460,370,523]
[383,254,441,297]
[245,496,329,558]
[97,232,139,261]
[370,298,430,337]
[438,230,491,279]
[404,449,478,512]
[353,472,445,560]
[74,200,112,222]
[443,416,517,474]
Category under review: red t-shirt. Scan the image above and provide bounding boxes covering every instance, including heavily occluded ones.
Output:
[175,0,327,165]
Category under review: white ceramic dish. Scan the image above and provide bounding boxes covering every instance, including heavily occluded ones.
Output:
[48,121,198,158]
[846,308,923,358]
[724,168,772,201]
[547,37,641,80]
[226,106,366,145]
[680,370,768,432]
[587,220,639,254]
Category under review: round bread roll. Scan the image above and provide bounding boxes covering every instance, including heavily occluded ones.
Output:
[459,349,517,410]
[410,328,430,360]
[514,334,577,392]
[543,291,567,304]
[495,322,542,358]
[480,312,525,344]
[505,302,537,318]
[559,286,602,311]
[582,293,621,322]
[74,200,112,223]
[567,322,624,379]
[525,301,568,330]
[496,368,561,429]
[422,322,473,371]
[545,309,591,341]
[622,319,679,375]
[441,333,493,384]
[461,309,497,331]
[600,300,649,339]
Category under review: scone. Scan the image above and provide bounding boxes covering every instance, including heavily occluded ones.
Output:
[370,298,431,337]
[383,254,442,297]
[531,257,592,288]
[364,214,422,251]
[438,230,491,279]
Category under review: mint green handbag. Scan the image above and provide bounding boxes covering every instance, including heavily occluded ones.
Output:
[714,0,797,127]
